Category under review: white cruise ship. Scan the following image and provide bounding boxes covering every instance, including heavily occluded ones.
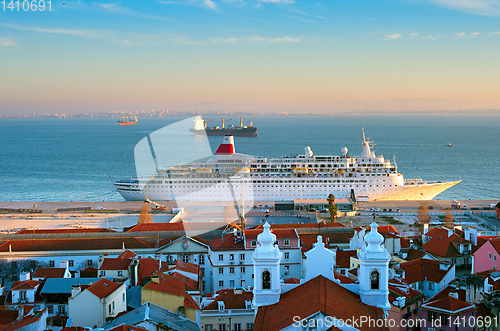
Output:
[114,131,460,202]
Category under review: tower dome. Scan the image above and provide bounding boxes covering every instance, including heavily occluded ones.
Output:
[257,222,276,245]
[364,222,385,252]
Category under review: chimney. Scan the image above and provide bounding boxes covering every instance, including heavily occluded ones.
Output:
[60,261,69,269]
[19,271,30,281]
[71,286,82,297]
[151,275,160,283]
[449,292,458,299]
[16,306,24,321]
[423,223,429,235]
[447,227,453,237]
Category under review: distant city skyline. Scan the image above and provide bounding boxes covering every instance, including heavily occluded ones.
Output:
[1,0,500,114]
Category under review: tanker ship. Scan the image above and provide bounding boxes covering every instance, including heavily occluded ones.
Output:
[189,116,258,136]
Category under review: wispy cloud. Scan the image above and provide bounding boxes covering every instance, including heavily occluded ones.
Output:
[113,34,162,47]
[457,32,466,38]
[210,37,239,43]
[283,15,315,23]
[423,0,500,16]
[159,0,217,10]
[410,33,419,38]
[95,3,173,20]
[245,35,303,43]
[257,0,295,3]
[0,23,97,37]
[471,32,480,36]
[493,31,500,34]
[427,35,438,40]
[384,34,401,40]
[0,37,16,47]
[172,36,205,46]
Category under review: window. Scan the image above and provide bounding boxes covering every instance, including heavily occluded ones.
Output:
[440,313,447,325]
[490,253,492,260]
[262,270,271,289]
[230,267,235,274]
[230,280,235,287]
[251,240,257,247]
[241,280,245,287]
[100,271,106,276]
[234,323,241,331]
[284,239,290,246]
[49,260,55,267]
[241,267,246,274]
[47,305,54,314]
[219,280,224,287]
[166,255,173,263]
[118,271,123,277]
[240,253,245,261]
[108,304,112,314]
[284,252,289,259]
[182,255,189,262]
[86,259,94,267]
[68,260,74,267]
[218,324,226,331]
[230,254,235,261]
[205,324,213,331]
[246,323,254,331]
[202,280,205,291]
[199,254,205,265]
[370,270,380,290]
[428,282,435,291]
[428,311,436,322]
[122,293,125,302]
[219,254,224,261]
[495,255,497,262]
[59,305,66,315]
[219,267,224,274]
[19,290,27,302]
[285,266,290,274]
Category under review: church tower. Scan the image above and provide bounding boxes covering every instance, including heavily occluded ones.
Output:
[358,222,391,314]
[252,222,282,307]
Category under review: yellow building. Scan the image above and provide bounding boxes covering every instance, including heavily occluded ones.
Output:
[141,274,200,323]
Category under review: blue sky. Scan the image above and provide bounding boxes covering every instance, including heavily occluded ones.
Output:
[1,0,500,114]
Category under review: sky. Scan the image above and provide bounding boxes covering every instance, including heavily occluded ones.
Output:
[1,0,500,114]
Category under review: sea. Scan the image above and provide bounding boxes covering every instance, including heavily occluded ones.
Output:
[0,114,499,202]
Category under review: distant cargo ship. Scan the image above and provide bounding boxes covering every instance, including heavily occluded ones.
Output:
[189,116,258,136]
[119,115,138,126]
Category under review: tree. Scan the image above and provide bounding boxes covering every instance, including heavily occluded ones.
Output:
[445,208,454,228]
[418,203,431,234]
[327,194,338,222]
[138,203,153,224]
[0,259,48,286]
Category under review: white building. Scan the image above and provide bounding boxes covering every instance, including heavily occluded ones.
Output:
[68,278,127,328]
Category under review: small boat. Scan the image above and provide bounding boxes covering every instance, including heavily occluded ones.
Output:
[119,115,138,126]
[446,143,453,147]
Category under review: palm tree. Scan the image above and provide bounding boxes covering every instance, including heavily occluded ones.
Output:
[327,193,338,222]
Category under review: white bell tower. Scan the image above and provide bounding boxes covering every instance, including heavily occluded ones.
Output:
[252,222,282,307]
[358,222,391,314]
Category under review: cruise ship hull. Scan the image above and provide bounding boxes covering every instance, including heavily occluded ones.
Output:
[115,179,460,202]
[189,127,258,136]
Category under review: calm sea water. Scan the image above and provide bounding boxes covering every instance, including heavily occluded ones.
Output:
[0,115,499,201]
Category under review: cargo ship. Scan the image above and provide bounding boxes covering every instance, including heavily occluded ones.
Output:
[189,116,258,136]
[114,130,460,202]
[118,115,138,126]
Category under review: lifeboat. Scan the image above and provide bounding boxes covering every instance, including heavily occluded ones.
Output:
[234,167,250,173]
[293,167,309,174]
[196,168,212,174]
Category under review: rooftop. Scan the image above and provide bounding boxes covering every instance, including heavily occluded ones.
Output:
[86,278,122,299]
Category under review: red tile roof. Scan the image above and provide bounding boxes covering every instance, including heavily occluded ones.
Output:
[170,272,198,291]
[244,229,298,241]
[204,288,253,310]
[428,285,466,302]
[209,234,245,251]
[404,249,427,261]
[254,223,347,229]
[184,293,200,310]
[117,250,137,259]
[422,296,474,315]
[3,310,45,331]
[86,278,122,299]
[334,271,355,284]
[107,324,150,331]
[16,228,115,234]
[0,310,19,325]
[0,238,154,252]
[399,258,452,284]
[10,280,41,291]
[125,222,185,232]
[253,276,388,331]
[33,267,66,279]
[173,260,200,275]
[336,250,358,269]
[284,277,301,284]
[80,267,98,278]
[137,258,160,286]
[388,279,423,305]
[422,233,470,258]
[400,237,411,249]
[99,258,132,271]
[367,225,398,234]
[143,275,186,297]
